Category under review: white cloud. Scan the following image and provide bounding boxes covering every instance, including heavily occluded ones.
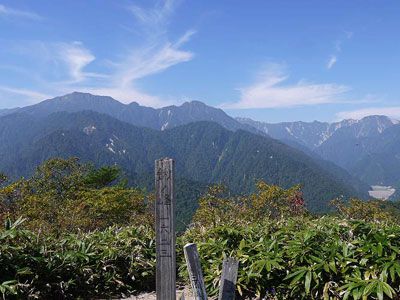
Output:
[0,86,51,104]
[0,0,195,108]
[116,35,194,86]
[67,27,194,107]
[73,29,194,107]
[129,0,176,28]
[2,40,103,84]
[223,64,350,109]
[327,55,337,69]
[0,4,41,20]
[75,0,195,106]
[56,42,100,83]
[326,31,353,70]
[78,86,169,108]
[336,107,400,121]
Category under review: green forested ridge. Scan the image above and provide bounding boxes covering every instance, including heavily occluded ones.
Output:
[2,92,368,196]
[239,115,400,188]
[316,121,400,186]
[0,110,367,212]
[4,92,400,192]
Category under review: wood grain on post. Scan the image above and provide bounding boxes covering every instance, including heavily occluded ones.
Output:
[184,243,208,300]
[218,258,239,300]
[155,158,176,300]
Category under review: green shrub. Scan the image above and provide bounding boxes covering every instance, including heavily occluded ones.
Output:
[3,216,400,299]
[3,159,400,299]
[181,217,400,299]
[0,158,153,234]
[0,218,156,299]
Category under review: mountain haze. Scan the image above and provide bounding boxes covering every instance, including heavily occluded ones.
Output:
[237,116,400,196]
[237,116,398,150]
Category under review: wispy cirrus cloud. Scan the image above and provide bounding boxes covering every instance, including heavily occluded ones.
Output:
[56,42,99,83]
[2,40,102,84]
[77,33,194,107]
[327,55,337,70]
[115,31,194,87]
[128,0,176,33]
[222,63,350,109]
[0,0,195,108]
[0,85,51,105]
[0,4,41,20]
[336,107,400,121]
[80,0,195,106]
[89,41,193,106]
[326,31,353,70]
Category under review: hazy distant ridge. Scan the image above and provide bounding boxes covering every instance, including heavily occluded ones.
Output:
[237,116,400,192]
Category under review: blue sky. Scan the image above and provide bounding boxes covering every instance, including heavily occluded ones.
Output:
[0,0,399,122]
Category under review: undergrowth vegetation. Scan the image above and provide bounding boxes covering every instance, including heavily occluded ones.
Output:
[2,158,400,299]
[0,219,155,299]
[0,158,153,234]
[182,218,400,299]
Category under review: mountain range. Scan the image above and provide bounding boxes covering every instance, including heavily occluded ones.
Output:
[0,92,372,215]
[1,91,399,217]
[237,116,400,191]
[6,92,257,133]
[237,116,398,150]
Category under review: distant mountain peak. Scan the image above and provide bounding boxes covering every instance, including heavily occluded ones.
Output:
[238,114,398,150]
[53,91,95,100]
[66,91,91,97]
[53,91,118,102]
[359,115,392,121]
[3,92,255,134]
[128,101,140,107]
[47,93,212,110]
[181,100,208,107]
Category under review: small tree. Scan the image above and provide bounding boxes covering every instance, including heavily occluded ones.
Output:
[331,198,397,223]
[193,180,307,227]
[0,158,153,233]
[193,184,237,226]
[249,181,305,219]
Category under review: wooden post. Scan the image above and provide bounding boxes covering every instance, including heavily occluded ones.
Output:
[218,258,239,300]
[155,158,176,300]
[184,243,208,300]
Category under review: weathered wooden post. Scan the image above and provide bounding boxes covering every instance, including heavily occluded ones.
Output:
[155,158,176,300]
[184,243,208,300]
[218,258,239,300]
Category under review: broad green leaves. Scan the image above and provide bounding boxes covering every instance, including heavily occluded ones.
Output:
[183,217,400,299]
[3,214,400,299]
[0,219,156,299]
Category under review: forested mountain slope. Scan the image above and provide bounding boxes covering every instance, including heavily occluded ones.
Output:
[238,115,400,191]
[1,92,368,192]
[0,110,367,212]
